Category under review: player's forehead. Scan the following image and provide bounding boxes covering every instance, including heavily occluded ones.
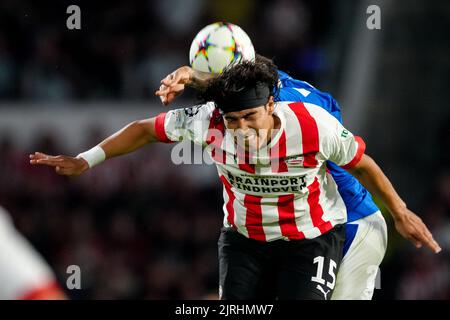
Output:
[223,106,265,119]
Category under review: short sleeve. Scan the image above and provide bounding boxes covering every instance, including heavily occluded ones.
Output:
[305,102,366,169]
[323,120,366,168]
[154,102,216,145]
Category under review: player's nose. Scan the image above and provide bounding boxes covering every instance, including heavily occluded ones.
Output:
[236,118,248,131]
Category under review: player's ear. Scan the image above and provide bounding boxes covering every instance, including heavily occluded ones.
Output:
[266,96,275,115]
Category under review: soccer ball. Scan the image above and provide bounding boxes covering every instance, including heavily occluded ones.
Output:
[189,22,255,74]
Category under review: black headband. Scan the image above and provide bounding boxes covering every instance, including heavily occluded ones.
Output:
[216,83,271,113]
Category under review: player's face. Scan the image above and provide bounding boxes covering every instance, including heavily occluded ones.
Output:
[223,97,276,150]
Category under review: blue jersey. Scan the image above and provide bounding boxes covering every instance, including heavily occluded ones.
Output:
[276,70,379,222]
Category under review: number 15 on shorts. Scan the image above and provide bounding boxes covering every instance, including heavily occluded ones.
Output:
[311,256,337,299]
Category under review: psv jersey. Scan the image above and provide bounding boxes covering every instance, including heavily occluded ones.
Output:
[155,101,366,242]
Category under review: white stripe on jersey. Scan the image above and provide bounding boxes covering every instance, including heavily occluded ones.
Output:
[222,186,233,227]
[282,106,304,164]
[320,171,347,227]
[231,191,250,238]
[293,194,320,239]
[260,197,283,240]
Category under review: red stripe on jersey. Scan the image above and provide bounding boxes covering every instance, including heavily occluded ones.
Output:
[236,147,256,173]
[341,136,366,169]
[269,130,288,173]
[220,175,236,228]
[307,177,333,234]
[288,102,319,167]
[239,163,256,173]
[239,162,256,174]
[277,194,305,240]
[155,113,173,143]
[19,281,63,300]
[206,108,226,163]
[244,194,266,241]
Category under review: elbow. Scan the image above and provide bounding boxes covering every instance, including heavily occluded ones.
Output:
[347,166,364,178]
[345,153,372,177]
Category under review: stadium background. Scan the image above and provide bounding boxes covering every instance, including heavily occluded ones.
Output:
[0,0,449,299]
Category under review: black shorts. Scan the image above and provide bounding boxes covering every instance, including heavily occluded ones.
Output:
[218,224,345,300]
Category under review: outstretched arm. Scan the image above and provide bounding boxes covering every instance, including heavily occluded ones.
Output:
[97,118,159,157]
[30,117,159,176]
[347,154,441,253]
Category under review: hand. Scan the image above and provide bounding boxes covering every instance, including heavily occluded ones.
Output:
[29,152,89,176]
[393,208,442,253]
[155,66,193,106]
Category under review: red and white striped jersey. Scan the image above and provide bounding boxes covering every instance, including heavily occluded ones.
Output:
[155,101,366,242]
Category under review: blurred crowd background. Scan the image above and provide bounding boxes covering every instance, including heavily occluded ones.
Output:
[0,0,449,299]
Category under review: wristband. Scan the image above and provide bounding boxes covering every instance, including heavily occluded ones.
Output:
[77,146,106,168]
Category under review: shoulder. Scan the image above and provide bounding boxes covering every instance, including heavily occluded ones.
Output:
[280,102,341,135]
[166,102,217,124]
[277,101,331,118]
[180,101,216,119]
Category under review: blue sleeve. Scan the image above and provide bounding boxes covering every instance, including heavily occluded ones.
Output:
[276,70,343,124]
[278,87,311,102]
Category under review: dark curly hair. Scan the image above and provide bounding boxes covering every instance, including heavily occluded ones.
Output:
[200,54,279,112]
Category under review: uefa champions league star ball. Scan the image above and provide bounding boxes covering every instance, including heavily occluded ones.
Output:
[189,22,255,74]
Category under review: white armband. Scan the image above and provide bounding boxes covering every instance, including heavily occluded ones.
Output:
[77,146,106,168]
